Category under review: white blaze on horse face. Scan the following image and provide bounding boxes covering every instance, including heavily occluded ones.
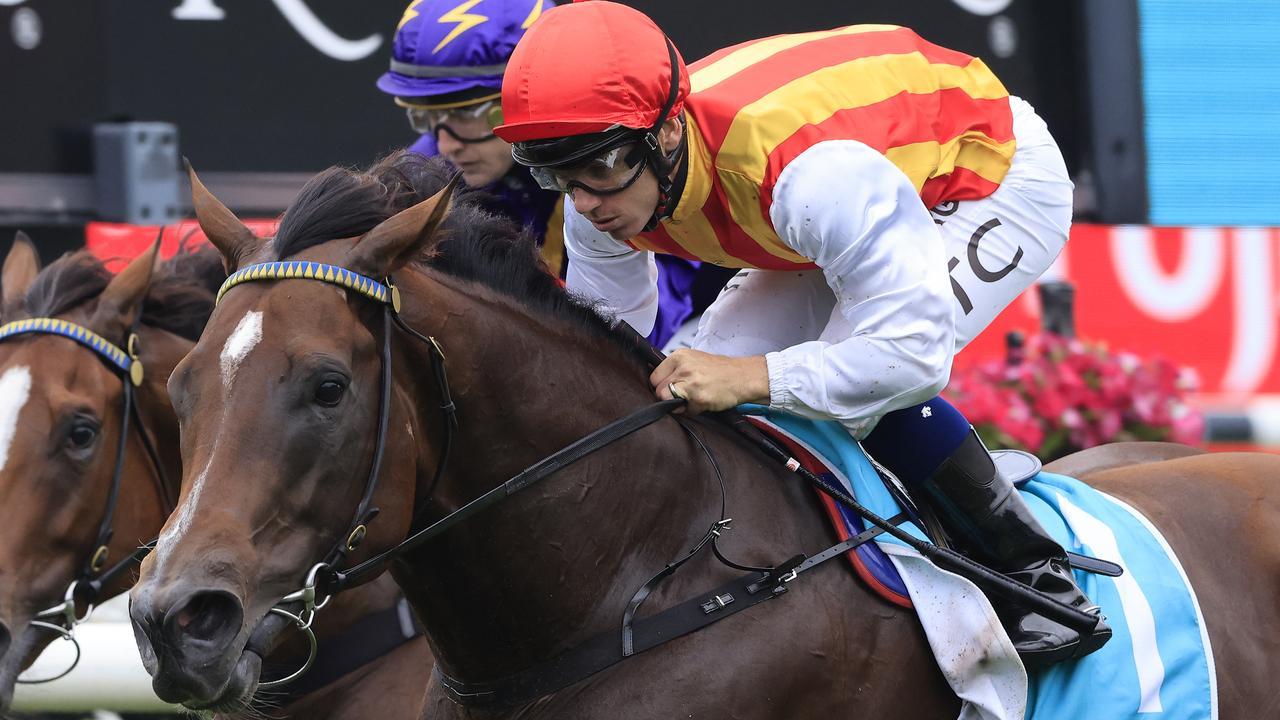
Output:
[0,366,33,474]
[220,310,264,394]
[157,463,209,562]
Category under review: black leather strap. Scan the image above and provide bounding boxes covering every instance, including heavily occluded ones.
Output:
[722,410,1106,636]
[332,399,684,591]
[436,515,906,708]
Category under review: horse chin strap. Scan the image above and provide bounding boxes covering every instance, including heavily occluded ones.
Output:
[0,318,171,684]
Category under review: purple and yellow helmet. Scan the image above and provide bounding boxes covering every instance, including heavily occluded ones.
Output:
[377,0,555,107]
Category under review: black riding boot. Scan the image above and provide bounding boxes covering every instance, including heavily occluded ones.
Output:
[918,429,1112,669]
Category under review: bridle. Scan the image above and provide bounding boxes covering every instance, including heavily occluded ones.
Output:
[213,260,456,686]
[215,259,689,687]
[217,257,1108,699]
[0,318,171,683]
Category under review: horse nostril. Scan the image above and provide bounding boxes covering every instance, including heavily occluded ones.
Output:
[166,590,243,647]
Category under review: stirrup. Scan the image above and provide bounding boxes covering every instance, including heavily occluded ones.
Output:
[1015,606,1112,669]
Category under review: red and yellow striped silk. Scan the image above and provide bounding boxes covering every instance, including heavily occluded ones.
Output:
[629,25,1015,270]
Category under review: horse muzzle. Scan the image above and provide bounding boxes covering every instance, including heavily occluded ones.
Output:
[130,584,256,706]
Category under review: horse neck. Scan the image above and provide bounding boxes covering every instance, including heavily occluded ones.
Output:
[392,270,727,681]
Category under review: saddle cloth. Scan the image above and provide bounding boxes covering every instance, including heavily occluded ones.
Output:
[745,408,1217,720]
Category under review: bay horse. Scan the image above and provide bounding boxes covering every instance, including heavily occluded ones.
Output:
[130,152,1280,718]
[0,234,431,718]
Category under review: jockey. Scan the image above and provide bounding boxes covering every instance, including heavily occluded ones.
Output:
[494,1,1111,667]
[376,0,706,348]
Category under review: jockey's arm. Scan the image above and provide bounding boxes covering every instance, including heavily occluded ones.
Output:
[764,140,956,433]
[563,204,660,335]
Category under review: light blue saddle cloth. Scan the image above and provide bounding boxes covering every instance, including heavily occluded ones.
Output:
[748,407,1217,719]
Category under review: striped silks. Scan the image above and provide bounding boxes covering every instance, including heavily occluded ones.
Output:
[630,25,1016,270]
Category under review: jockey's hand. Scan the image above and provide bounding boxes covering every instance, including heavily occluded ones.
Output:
[651,349,769,414]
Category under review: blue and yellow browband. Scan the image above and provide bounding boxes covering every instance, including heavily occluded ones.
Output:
[216,261,401,312]
[0,318,143,386]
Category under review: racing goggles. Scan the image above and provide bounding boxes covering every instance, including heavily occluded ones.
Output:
[529,142,649,196]
[405,100,504,143]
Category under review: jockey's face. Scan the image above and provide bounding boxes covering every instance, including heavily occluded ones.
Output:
[567,118,684,241]
[436,131,515,188]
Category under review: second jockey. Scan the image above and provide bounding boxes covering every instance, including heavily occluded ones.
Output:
[376,0,709,348]
[494,1,1111,667]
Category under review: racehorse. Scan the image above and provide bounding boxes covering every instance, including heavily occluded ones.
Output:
[130,152,1280,718]
[0,234,432,718]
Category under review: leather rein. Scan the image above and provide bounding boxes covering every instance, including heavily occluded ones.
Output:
[0,318,172,683]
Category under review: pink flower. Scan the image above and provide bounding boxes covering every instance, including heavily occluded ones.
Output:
[943,331,1204,460]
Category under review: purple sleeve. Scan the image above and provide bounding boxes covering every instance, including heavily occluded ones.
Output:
[647,255,701,349]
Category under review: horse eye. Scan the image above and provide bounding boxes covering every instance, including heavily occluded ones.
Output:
[314,379,346,407]
[66,420,100,451]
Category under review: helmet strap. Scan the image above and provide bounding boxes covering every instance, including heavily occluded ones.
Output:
[642,37,683,233]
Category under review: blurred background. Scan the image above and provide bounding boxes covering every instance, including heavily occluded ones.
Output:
[1,0,1278,714]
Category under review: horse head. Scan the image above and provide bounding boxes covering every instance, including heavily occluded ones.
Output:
[0,234,190,711]
[129,157,454,710]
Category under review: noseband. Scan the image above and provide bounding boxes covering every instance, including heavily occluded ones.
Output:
[0,318,169,683]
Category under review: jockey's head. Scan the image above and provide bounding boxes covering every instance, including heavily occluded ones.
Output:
[495,1,690,240]
[378,0,554,186]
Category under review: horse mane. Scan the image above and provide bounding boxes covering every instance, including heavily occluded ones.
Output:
[272,151,652,365]
[16,244,225,341]
[142,244,226,340]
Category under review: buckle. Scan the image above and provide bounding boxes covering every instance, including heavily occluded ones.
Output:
[700,592,734,614]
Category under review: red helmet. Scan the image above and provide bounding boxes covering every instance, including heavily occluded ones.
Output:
[493,1,689,145]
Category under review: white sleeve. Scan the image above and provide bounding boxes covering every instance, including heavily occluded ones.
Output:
[563,200,660,336]
[766,140,956,434]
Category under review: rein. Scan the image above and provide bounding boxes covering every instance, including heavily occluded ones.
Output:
[0,318,171,683]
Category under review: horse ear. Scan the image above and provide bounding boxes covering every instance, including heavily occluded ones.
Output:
[186,159,259,273]
[2,231,41,314]
[90,238,161,342]
[344,174,459,278]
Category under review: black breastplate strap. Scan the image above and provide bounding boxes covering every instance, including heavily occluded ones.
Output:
[435,515,905,708]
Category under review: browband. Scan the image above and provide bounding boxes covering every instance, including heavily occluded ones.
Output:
[0,318,142,386]
[216,261,400,311]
